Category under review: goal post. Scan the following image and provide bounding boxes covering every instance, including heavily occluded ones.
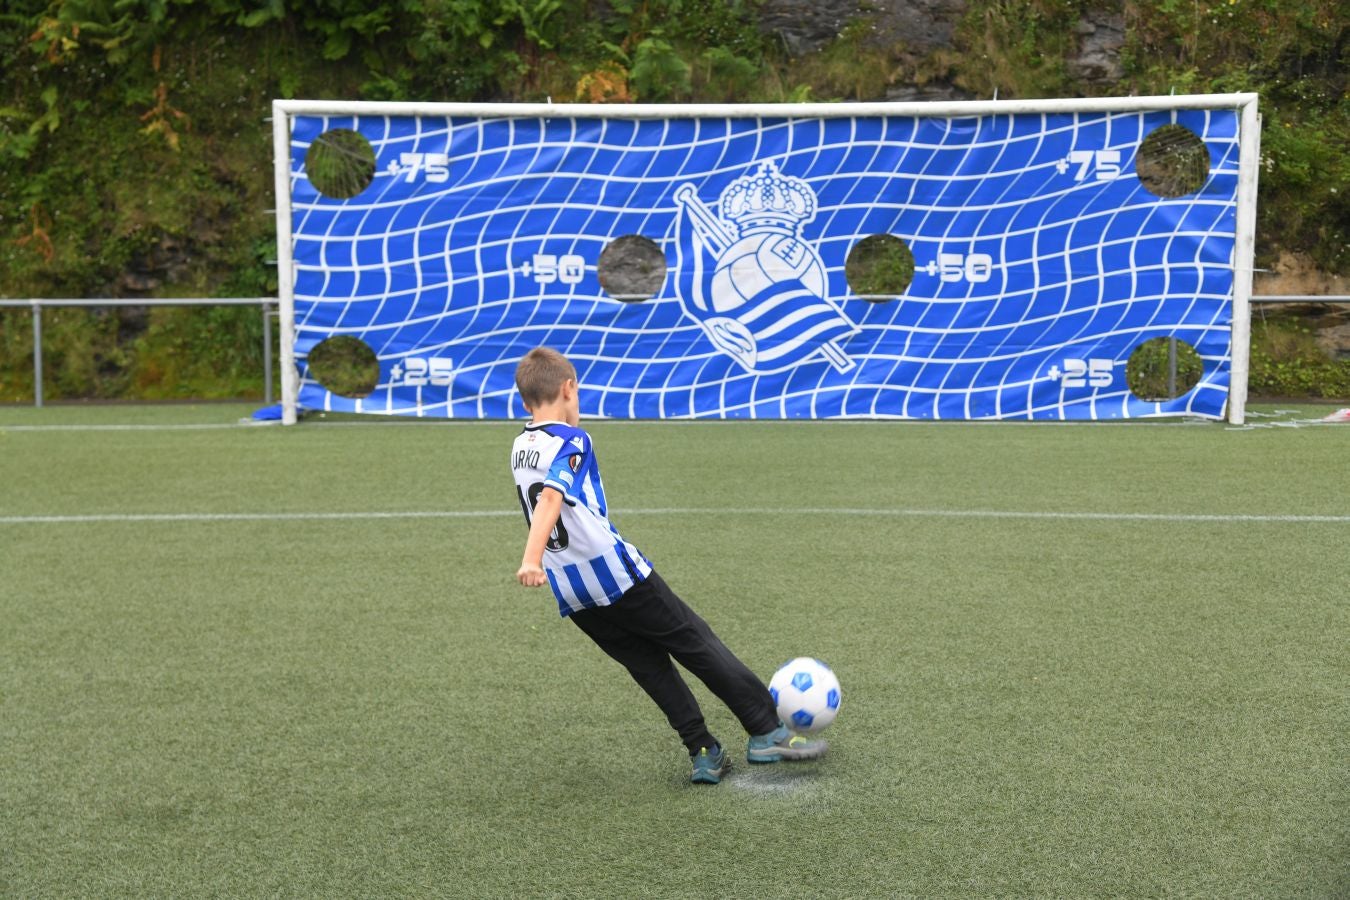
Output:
[272,108,302,427]
[1229,95,1262,426]
[271,94,1259,425]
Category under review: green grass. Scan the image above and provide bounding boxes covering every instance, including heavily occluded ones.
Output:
[2,404,1347,897]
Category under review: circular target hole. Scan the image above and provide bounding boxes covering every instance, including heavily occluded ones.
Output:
[846,234,915,301]
[598,235,667,301]
[307,335,380,397]
[1126,337,1203,401]
[305,128,376,199]
[1136,124,1210,198]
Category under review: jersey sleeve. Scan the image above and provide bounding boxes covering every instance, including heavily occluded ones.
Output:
[541,428,590,500]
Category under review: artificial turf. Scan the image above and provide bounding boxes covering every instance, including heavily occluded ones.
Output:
[2,403,1346,897]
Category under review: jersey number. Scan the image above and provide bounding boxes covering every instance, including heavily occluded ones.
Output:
[516,482,570,551]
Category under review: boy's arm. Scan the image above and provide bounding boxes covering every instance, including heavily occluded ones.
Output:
[516,486,563,587]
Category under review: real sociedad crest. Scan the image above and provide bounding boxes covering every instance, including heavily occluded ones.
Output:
[673,162,858,373]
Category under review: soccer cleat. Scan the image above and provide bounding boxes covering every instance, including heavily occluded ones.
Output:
[690,744,729,785]
[746,723,828,764]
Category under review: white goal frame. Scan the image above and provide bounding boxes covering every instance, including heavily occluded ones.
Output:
[272,93,1260,425]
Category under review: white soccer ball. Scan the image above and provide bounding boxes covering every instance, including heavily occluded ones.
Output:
[769,657,841,732]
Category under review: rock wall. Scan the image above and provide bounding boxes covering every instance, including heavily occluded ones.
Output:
[756,0,872,56]
[757,0,1126,100]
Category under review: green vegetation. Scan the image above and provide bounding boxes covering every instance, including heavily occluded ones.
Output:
[1250,307,1350,399]
[2,412,1347,896]
[1125,336,1204,400]
[845,233,916,299]
[307,333,379,397]
[304,128,378,200]
[0,0,1345,401]
[1135,124,1211,199]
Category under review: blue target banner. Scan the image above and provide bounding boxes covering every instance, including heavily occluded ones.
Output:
[284,104,1242,419]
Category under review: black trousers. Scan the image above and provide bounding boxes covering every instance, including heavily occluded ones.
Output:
[569,571,780,754]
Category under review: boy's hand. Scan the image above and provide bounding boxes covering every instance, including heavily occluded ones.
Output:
[516,564,548,587]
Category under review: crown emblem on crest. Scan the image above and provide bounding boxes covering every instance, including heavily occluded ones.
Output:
[719,161,815,234]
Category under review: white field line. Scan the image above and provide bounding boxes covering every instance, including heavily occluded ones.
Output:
[0,423,251,432]
[1,507,1346,525]
[0,412,1335,433]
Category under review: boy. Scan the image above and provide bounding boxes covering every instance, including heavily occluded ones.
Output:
[510,347,826,784]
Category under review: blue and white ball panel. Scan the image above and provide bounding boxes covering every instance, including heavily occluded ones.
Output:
[287,110,1239,420]
[769,657,842,731]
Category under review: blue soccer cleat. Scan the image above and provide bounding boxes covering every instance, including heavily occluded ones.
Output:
[690,744,730,784]
[746,723,828,764]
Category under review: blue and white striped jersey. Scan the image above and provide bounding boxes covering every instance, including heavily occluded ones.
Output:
[510,421,653,616]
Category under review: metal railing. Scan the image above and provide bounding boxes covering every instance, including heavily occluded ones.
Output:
[2,294,1345,409]
[1250,295,1349,304]
[0,297,276,408]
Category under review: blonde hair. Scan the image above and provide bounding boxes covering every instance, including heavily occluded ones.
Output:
[515,347,577,409]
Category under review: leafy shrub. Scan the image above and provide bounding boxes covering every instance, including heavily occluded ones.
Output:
[1249,313,1350,399]
[1126,337,1204,401]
